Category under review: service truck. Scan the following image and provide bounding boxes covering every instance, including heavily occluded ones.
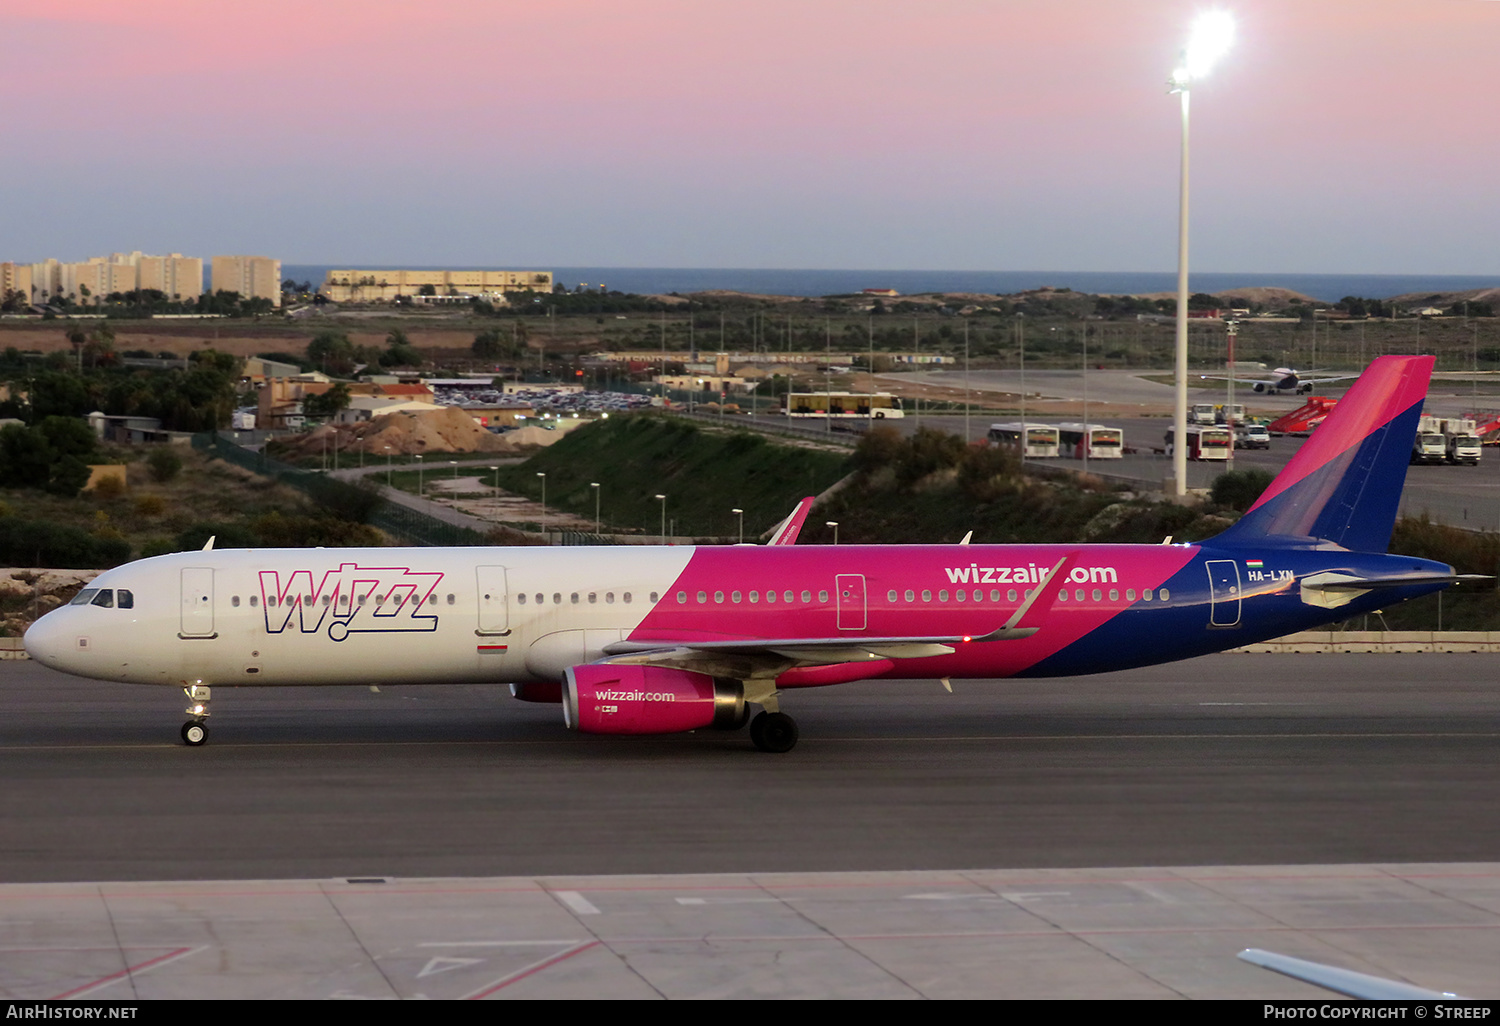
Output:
[1411,415,1448,464]
[1441,417,1481,465]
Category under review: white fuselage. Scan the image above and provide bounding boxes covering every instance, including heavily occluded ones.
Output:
[26,547,693,688]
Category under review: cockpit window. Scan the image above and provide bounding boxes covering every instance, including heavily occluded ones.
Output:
[117,590,133,609]
[70,589,98,606]
[90,589,114,608]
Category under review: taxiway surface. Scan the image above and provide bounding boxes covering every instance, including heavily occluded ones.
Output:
[2,655,1496,883]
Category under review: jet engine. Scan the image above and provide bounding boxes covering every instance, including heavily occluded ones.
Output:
[563,664,746,735]
[1253,382,1267,393]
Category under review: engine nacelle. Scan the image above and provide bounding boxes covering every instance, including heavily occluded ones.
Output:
[563,664,746,735]
[1253,382,1267,393]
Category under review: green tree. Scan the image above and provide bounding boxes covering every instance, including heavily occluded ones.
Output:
[0,424,54,488]
[302,382,351,420]
[306,331,357,375]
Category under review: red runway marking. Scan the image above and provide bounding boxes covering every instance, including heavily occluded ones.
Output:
[51,945,199,1000]
[464,940,600,999]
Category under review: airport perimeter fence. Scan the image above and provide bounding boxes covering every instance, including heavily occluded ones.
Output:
[196,432,492,547]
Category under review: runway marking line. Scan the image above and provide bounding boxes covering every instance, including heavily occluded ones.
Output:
[461,940,600,999]
[48,945,206,1000]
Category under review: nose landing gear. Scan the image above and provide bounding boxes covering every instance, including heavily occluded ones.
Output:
[181,683,211,746]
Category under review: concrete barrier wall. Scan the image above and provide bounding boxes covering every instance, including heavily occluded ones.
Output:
[1232,631,1500,654]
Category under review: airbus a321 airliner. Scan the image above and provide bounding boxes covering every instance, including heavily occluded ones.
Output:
[26,356,1466,752]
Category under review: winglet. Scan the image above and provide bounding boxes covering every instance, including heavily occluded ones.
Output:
[767,497,815,546]
[970,552,1074,641]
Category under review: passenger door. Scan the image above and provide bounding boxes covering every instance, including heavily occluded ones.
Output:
[1205,560,1241,628]
[179,567,216,638]
[835,574,867,631]
[476,565,511,636]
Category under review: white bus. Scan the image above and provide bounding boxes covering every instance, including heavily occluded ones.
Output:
[1165,425,1233,461]
[1056,423,1124,459]
[784,392,905,419]
[987,423,1060,458]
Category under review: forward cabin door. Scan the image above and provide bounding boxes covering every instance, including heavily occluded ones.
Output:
[476,566,511,636]
[1205,560,1242,628]
[835,574,867,631]
[179,567,216,638]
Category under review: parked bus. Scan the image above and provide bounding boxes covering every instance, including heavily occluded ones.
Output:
[1165,425,1233,461]
[986,422,1060,458]
[1056,423,1124,459]
[784,392,905,419]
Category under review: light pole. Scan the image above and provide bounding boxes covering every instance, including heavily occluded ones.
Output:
[536,472,546,531]
[1168,10,1234,496]
[490,466,499,510]
[415,453,423,496]
[591,482,601,534]
[826,521,839,545]
[384,445,392,486]
[731,507,743,544]
[655,494,666,545]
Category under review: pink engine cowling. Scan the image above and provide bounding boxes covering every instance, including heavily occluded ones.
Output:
[563,664,746,735]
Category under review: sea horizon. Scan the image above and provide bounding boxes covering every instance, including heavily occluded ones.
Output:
[282,266,1500,305]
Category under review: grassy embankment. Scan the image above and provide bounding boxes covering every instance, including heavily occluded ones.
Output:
[493,415,850,539]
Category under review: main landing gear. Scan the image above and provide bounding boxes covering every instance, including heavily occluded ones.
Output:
[750,711,798,753]
[181,683,211,746]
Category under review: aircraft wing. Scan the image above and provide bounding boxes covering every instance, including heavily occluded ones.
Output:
[1238,949,1462,1000]
[766,497,815,545]
[1294,373,1359,386]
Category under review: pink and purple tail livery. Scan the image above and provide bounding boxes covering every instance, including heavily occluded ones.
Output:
[1222,355,1433,552]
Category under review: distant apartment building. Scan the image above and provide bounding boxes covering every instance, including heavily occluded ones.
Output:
[3,252,202,305]
[135,253,204,301]
[321,269,553,303]
[212,255,282,308]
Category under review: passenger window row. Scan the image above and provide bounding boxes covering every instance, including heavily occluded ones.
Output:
[515,592,658,606]
[230,593,458,608]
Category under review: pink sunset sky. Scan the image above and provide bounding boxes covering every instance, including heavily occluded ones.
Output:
[4,0,1498,274]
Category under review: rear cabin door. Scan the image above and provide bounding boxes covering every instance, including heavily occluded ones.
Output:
[835,574,867,631]
[1205,560,1242,628]
[476,566,511,635]
[179,567,216,638]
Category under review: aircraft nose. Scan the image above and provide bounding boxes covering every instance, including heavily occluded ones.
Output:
[23,609,74,671]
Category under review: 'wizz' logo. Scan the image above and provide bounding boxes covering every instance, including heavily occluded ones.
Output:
[259,563,444,641]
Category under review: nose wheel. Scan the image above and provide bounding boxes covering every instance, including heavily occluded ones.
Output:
[181,683,211,746]
[750,711,798,753]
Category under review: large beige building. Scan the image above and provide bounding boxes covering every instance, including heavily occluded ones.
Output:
[212,255,282,307]
[321,269,553,304]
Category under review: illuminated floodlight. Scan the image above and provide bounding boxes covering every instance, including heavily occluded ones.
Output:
[1174,11,1234,87]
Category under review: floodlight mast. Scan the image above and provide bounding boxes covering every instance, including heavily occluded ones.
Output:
[1169,11,1234,497]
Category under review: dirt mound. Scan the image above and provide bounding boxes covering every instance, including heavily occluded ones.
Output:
[281,407,521,460]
